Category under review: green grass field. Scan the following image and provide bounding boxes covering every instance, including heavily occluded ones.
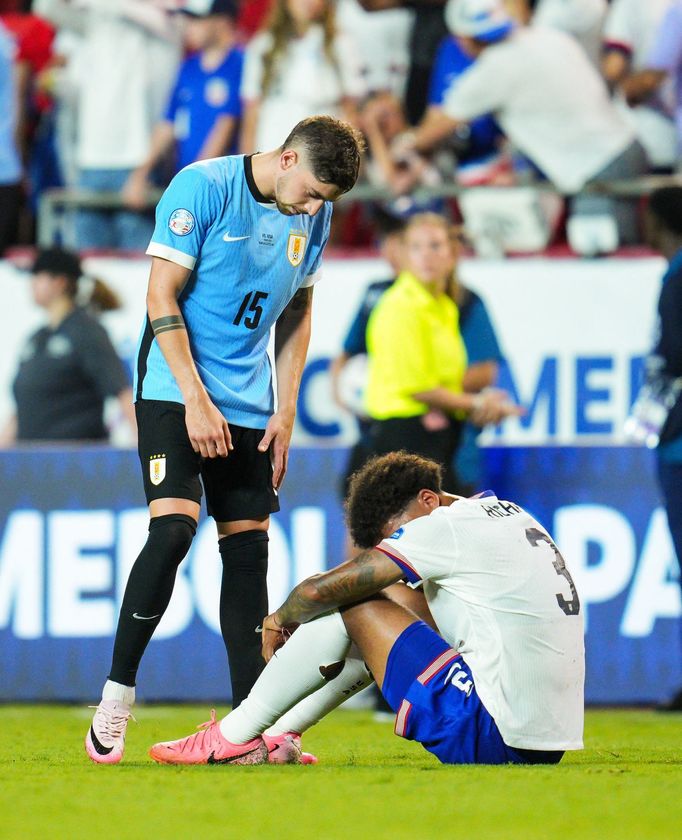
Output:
[1,706,680,840]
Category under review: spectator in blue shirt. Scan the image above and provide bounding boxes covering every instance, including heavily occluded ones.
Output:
[123,0,243,211]
[428,35,501,163]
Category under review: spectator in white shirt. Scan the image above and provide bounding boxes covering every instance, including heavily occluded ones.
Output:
[508,0,607,67]
[400,0,647,248]
[335,0,412,98]
[239,0,366,154]
[602,0,677,171]
[35,0,181,251]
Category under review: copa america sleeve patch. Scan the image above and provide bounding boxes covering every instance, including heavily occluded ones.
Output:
[168,209,195,236]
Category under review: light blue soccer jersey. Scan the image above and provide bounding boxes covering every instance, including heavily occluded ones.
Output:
[134,155,332,428]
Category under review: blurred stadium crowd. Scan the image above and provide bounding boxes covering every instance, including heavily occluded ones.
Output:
[2,0,682,256]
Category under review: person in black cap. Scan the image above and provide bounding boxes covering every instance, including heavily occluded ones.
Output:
[0,248,135,445]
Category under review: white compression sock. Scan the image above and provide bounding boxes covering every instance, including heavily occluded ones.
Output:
[219,610,351,743]
[102,679,135,706]
[264,655,374,737]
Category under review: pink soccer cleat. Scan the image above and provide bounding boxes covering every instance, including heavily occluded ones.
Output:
[263,732,318,765]
[85,699,134,765]
[149,710,268,766]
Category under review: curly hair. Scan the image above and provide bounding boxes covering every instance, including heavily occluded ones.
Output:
[345,451,443,549]
[282,115,364,194]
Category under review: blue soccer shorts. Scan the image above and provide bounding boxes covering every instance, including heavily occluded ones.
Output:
[381,621,563,765]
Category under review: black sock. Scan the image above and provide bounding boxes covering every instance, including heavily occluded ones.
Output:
[218,530,269,708]
[108,513,196,686]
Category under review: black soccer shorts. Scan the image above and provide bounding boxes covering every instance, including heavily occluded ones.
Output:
[135,399,280,521]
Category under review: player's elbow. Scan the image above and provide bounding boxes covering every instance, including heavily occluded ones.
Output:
[301,576,328,605]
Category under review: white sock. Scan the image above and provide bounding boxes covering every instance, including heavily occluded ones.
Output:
[264,656,373,737]
[219,610,351,743]
[102,679,135,706]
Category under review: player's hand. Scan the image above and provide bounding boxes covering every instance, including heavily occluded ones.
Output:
[261,612,298,663]
[469,389,525,427]
[185,392,233,458]
[258,409,295,490]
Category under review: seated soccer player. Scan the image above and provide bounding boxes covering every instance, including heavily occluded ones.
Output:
[149,452,585,766]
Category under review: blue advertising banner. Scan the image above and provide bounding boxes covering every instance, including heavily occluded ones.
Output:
[0,447,679,703]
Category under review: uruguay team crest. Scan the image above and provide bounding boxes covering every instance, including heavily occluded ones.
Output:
[287,231,307,267]
[149,454,166,486]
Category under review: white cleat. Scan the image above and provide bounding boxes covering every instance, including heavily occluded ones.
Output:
[85,700,134,764]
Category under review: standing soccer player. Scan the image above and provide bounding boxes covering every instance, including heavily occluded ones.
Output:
[85,116,363,764]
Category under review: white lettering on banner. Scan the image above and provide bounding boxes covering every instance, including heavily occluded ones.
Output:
[478,354,646,444]
[0,507,327,640]
[555,504,681,637]
[295,353,647,444]
[48,511,115,637]
[621,509,681,637]
[0,510,43,639]
[267,518,293,610]
[555,505,636,632]
[1,503,677,641]
[291,508,326,582]
[116,509,148,606]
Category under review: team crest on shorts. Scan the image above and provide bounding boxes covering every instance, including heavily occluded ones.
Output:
[168,209,194,236]
[286,230,307,267]
[149,454,166,486]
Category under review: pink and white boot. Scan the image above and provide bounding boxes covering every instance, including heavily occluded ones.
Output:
[149,710,268,766]
[263,732,318,765]
[85,699,134,764]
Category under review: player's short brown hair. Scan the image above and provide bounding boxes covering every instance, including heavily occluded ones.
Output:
[282,116,365,195]
[345,451,443,549]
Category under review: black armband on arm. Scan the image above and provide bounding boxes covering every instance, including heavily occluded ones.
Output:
[151,315,186,336]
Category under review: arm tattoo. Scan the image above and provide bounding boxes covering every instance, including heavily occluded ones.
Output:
[151,314,186,336]
[275,549,402,626]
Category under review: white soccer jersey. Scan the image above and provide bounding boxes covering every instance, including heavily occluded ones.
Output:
[442,27,634,192]
[603,0,673,68]
[377,494,585,751]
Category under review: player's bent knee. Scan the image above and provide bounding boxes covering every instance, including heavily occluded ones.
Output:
[382,583,436,629]
[147,513,197,566]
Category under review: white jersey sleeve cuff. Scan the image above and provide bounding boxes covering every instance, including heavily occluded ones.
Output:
[146,242,197,271]
[301,269,322,288]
